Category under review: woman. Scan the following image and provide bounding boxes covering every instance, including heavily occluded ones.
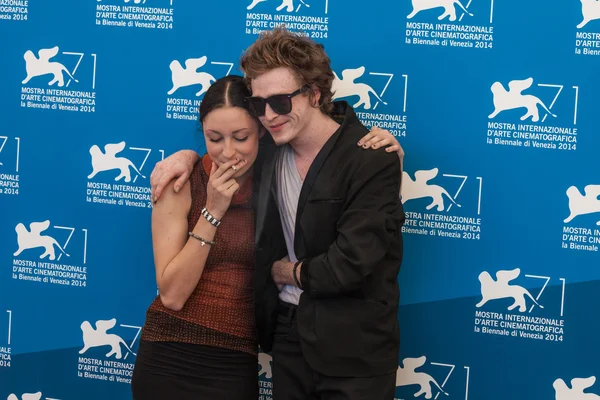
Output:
[131,75,403,399]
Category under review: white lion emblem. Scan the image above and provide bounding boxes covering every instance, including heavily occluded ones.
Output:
[401,168,461,212]
[87,141,145,183]
[79,318,137,360]
[577,0,600,29]
[396,356,448,399]
[258,352,273,379]
[247,0,309,12]
[167,56,216,97]
[476,268,544,312]
[564,185,600,226]
[7,393,43,400]
[13,220,70,261]
[554,376,600,400]
[488,77,556,123]
[407,0,473,21]
[332,67,388,110]
[22,46,78,87]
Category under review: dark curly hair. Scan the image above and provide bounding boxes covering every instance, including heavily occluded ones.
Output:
[240,27,334,114]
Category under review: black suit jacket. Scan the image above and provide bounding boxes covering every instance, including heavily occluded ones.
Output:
[253,101,405,378]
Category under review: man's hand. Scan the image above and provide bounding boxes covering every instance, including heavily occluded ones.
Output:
[150,150,200,202]
[271,256,301,291]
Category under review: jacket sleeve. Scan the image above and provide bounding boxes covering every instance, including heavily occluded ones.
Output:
[299,151,404,297]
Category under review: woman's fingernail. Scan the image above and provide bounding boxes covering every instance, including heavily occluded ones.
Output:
[174,186,179,193]
[357,141,362,146]
[363,144,368,148]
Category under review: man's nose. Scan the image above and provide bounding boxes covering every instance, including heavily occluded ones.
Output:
[264,103,278,121]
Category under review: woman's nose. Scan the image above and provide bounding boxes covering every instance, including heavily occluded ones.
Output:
[223,140,236,158]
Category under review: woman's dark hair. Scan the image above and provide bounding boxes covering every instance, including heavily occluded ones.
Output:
[198,75,256,124]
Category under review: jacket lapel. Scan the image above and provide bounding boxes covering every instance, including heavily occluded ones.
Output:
[255,143,280,246]
[295,102,349,241]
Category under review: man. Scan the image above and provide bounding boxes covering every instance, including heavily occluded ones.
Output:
[151,28,405,399]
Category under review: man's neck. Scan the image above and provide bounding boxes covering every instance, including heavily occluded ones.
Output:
[289,111,340,160]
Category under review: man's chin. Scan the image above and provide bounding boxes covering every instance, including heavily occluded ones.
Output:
[272,137,286,146]
[269,130,293,146]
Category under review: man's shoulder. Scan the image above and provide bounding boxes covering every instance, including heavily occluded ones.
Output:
[331,102,399,168]
[355,144,401,172]
[336,125,399,170]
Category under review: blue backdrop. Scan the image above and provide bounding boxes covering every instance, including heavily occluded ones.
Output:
[1,0,599,399]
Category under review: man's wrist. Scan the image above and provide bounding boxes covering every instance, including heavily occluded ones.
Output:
[272,260,298,287]
[282,261,295,286]
[293,261,303,289]
[184,150,200,162]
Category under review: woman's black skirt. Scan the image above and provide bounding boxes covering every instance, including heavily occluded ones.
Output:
[131,340,258,400]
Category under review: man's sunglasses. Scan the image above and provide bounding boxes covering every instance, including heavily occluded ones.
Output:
[245,85,311,117]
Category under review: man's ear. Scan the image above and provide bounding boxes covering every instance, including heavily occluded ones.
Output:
[311,85,321,108]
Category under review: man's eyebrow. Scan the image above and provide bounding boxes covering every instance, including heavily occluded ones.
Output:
[254,89,293,98]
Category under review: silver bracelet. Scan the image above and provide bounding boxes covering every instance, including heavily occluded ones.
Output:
[188,232,215,247]
[201,207,221,227]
